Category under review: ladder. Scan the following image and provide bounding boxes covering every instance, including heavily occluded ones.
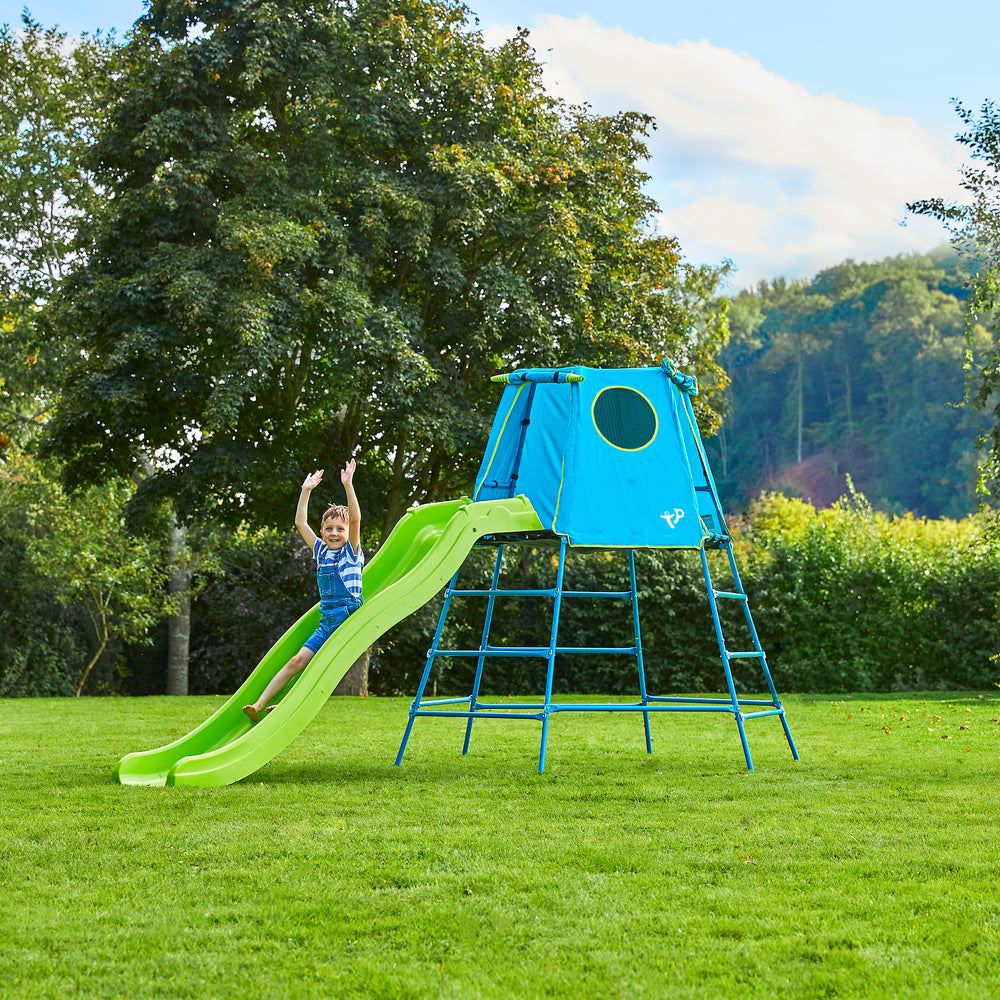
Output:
[695,537,799,769]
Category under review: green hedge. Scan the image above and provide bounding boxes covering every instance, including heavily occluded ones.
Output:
[3,485,997,697]
[371,493,1000,696]
[734,492,1000,693]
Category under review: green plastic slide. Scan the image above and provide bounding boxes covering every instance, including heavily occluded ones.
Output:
[113,496,543,787]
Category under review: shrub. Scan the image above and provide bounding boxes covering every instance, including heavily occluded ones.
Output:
[188,529,315,695]
[737,490,1000,692]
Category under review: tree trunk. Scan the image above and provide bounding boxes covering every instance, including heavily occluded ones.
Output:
[843,362,853,465]
[796,332,804,465]
[76,632,108,696]
[333,647,369,696]
[166,519,191,696]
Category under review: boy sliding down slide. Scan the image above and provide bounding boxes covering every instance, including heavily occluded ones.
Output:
[243,460,363,722]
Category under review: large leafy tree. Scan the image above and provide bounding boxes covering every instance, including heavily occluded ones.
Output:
[909,101,1000,502]
[44,0,729,540]
[0,14,119,456]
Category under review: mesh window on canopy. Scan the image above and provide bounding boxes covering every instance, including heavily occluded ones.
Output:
[591,386,658,451]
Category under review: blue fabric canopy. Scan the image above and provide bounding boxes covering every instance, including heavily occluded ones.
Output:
[474,364,728,549]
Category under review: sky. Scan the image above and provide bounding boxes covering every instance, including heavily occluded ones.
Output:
[19,0,1000,289]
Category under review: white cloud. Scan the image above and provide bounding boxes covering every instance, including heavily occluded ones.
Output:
[482,16,963,288]
[668,194,774,256]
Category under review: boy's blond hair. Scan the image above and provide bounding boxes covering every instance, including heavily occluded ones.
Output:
[322,504,350,525]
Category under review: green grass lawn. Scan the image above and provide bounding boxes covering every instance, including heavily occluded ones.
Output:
[2,692,999,999]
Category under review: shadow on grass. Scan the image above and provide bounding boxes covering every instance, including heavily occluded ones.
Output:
[792,689,999,704]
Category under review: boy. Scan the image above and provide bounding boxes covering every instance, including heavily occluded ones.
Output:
[243,459,363,722]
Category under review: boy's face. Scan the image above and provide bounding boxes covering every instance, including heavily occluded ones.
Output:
[320,515,350,550]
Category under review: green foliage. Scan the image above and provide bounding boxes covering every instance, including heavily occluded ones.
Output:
[0,16,120,456]
[187,527,315,694]
[43,0,730,538]
[0,535,92,698]
[908,101,1000,504]
[0,457,169,695]
[0,13,117,308]
[0,462,92,695]
[8,473,992,700]
[4,695,1000,999]
[737,488,1000,693]
[370,489,1000,699]
[708,250,989,517]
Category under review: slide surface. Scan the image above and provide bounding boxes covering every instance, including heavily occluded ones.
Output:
[113,496,543,786]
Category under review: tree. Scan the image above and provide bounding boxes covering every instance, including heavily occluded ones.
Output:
[908,100,1000,503]
[707,252,987,516]
[43,0,730,542]
[0,458,91,695]
[0,14,119,453]
[9,459,169,695]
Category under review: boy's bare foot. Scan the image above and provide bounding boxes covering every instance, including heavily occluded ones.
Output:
[242,705,275,723]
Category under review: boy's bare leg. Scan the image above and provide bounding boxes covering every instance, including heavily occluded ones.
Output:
[243,647,315,722]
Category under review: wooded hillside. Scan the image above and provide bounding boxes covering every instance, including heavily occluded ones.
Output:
[705,249,992,517]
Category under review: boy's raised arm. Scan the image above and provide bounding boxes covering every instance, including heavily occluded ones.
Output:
[295,470,323,550]
[341,459,362,553]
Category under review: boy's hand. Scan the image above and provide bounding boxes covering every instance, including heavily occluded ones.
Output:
[302,469,324,491]
[341,458,356,486]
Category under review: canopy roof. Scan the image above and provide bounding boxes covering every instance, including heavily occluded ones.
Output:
[473,362,728,549]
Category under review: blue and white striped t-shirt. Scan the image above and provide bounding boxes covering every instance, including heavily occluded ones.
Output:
[313,538,364,600]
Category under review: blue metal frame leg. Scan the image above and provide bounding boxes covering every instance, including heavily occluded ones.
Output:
[629,551,652,754]
[722,543,800,762]
[538,536,568,773]
[701,545,755,770]
[463,544,505,755]
[395,569,460,766]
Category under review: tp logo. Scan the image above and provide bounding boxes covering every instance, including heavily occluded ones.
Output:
[660,508,685,529]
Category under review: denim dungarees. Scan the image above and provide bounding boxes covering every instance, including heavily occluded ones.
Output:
[303,547,363,654]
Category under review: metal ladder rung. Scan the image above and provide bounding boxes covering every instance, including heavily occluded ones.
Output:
[727,650,765,660]
[450,587,558,597]
[451,588,632,599]
[714,590,748,601]
[432,647,550,658]
[431,645,640,658]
